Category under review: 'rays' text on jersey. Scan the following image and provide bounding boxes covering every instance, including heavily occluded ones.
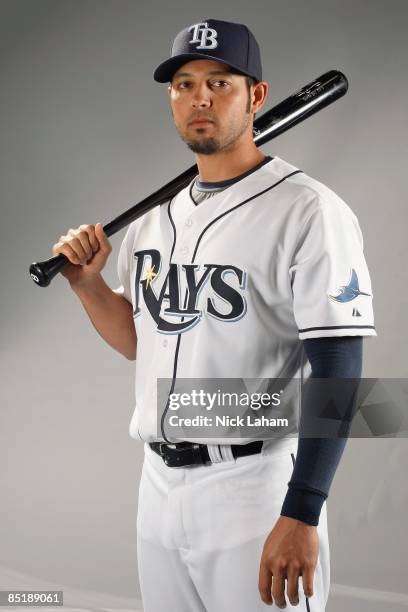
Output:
[132,249,247,334]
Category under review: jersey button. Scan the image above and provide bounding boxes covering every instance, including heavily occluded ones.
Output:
[180,245,189,255]
[162,339,168,348]
[185,218,193,227]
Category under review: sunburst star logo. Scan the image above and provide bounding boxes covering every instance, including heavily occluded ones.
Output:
[144,265,158,288]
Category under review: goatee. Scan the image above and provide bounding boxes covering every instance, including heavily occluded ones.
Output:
[184,137,220,155]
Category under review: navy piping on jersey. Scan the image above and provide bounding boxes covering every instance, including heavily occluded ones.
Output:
[160,169,303,442]
[166,196,177,261]
[159,197,180,442]
[299,324,376,332]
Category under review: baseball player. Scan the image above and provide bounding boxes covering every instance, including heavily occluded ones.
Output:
[52,18,376,611]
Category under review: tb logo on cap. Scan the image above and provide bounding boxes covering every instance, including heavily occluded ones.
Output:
[188,22,218,50]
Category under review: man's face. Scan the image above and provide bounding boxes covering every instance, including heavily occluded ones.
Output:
[168,59,253,155]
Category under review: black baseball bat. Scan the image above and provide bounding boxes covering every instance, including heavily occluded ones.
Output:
[29,69,348,287]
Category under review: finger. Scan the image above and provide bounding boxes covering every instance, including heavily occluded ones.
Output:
[258,562,273,605]
[286,565,300,606]
[95,222,112,252]
[53,242,81,265]
[66,236,88,263]
[67,229,93,261]
[272,571,287,609]
[302,564,315,598]
[79,224,99,253]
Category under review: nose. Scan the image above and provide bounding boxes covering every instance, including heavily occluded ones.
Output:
[191,82,212,109]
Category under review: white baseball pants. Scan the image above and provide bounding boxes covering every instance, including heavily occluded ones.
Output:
[136,438,330,611]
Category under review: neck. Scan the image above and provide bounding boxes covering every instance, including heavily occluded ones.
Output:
[194,132,267,183]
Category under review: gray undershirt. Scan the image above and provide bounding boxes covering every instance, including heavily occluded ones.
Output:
[190,155,272,205]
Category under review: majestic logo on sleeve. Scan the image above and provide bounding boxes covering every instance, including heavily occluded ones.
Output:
[132,249,247,334]
[188,22,218,50]
[328,268,371,303]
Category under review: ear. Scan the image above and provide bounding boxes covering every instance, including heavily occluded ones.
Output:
[252,80,268,114]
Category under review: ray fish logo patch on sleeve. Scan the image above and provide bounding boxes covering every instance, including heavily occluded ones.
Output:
[328,268,371,303]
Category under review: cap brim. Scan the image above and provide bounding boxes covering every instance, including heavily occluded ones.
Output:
[153,53,253,83]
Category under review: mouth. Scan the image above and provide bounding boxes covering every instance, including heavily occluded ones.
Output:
[189,119,214,127]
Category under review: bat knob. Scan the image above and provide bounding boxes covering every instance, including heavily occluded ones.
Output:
[29,253,69,287]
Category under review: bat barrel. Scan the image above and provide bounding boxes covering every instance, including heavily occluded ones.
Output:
[254,70,348,147]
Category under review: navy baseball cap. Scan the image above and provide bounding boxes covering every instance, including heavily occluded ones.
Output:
[153,18,262,83]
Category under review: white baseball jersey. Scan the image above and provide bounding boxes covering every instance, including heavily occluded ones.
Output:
[114,155,376,444]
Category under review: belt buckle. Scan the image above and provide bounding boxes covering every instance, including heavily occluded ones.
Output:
[158,442,168,456]
[160,443,204,468]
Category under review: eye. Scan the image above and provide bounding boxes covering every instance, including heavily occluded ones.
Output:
[177,81,191,89]
[212,80,229,87]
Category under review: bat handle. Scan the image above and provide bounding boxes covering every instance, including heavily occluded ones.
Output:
[29,253,70,287]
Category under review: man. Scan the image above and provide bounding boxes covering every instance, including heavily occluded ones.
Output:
[52,18,376,611]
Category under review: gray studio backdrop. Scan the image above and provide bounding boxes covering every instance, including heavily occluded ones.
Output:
[1,1,407,611]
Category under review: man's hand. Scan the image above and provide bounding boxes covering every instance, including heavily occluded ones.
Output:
[258,515,319,608]
[52,223,112,287]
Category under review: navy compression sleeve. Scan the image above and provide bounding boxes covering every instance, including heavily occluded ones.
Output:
[280,336,363,526]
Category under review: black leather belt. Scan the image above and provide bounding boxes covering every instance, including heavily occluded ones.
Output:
[149,440,263,468]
